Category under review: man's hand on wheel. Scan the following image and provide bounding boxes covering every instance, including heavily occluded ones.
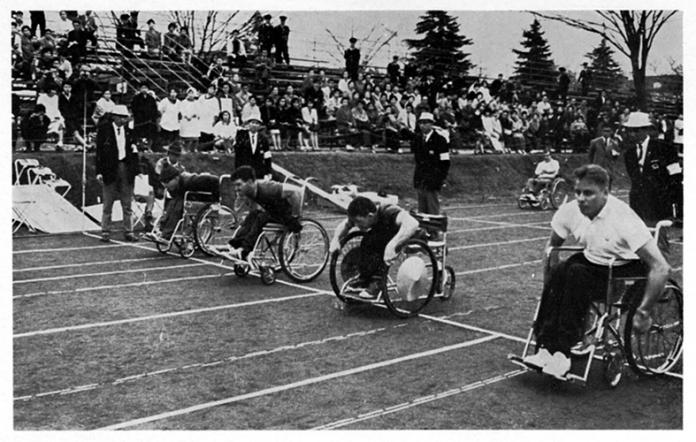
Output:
[632,308,653,334]
[329,239,341,254]
[383,245,397,266]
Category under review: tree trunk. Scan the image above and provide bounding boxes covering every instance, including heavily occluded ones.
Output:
[632,66,647,111]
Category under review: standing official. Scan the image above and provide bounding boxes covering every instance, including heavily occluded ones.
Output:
[234,116,273,180]
[274,15,290,65]
[95,105,139,242]
[588,125,619,182]
[258,14,274,59]
[622,112,682,225]
[344,37,360,81]
[412,112,451,214]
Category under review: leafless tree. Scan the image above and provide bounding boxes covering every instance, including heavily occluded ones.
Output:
[532,10,678,109]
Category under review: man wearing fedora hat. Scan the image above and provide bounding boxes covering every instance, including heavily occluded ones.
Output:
[622,111,682,224]
[258,14,274,59]
[273,15,290,65]
[344,37,360,81]
[412,111,450,214]
[234,116,273,181]
[95,104,139,242]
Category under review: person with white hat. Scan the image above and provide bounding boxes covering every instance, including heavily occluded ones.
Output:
[233,115,273,181]
[411,111,451,214]
[95,104,139,242]
[622,111,682,224]
[330,196,420,299]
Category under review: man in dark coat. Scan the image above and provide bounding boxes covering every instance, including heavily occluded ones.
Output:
[95,105,140,242]
[578,62,592,96]
[622,112,682,225]
[234,116,273,180]
[588,125,619,182]
[412,112,451,214]
[557,67,570,104]
[274,15,290,65]
[344,37,360,81]
[130,82,159,149]
[387,55,400,85]
[258,14,274,59]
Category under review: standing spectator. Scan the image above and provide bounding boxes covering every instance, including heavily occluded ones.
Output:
[211,111,238,153]
[56,11,73,37]
[344,37,360,81]
[241,95,262,125]
[226,29,247,67]
[71,65,98,118]
[557,67,570,104]
[21,104,50,152]
[66,18,97,64]
[274,15,290,65]
[304,79,324,113]
[198,84,222,151]
[588,125,620,182]
[398,103,417,142]
[158,87,182,149]
[92,89,115,124]
[144,19,162,58]
[19,26,39,80]
[178,87,201,152]
[95,105,139,242]
[116,13,140,57]
[577,62,592,96]
[130,82,159,150]
[79,11,98,43]
[178,26,193,64]
[162,22,179,60]
[58,82,87,148]
[218,82,236,124]
[301,100,319,150]
[206,56,228,88]
[411,112,450,214]
[258,14,274,58]
[622,112,682,225]
[387,55,401,85]
[29,11,46,37]
[490,74,504,98]
[234,117,273,179]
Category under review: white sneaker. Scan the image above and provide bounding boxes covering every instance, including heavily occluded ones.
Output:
[522,348,553,369]
[542,351,571,378]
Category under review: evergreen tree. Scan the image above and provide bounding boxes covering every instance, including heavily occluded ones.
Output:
[512,19,556,90]
[585,37,624,90]
[404,10,474,78]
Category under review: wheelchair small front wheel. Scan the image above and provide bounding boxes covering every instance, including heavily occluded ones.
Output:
[234,264,249,277]
[156,239,171,254]
[179,240,196,258]
[439,265,456,301]
[624,282,683,376]
[603,348,624,388]
[260,267,276,285]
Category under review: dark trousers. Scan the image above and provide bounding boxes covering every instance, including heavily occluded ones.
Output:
[30,14,46,37]
[358,228,391,281]
[275,42,289,64]
[416,187,440,215]
[229,209,273,253]
[534,253,645,355]
[161,175,219,237]
[101,162,134,234]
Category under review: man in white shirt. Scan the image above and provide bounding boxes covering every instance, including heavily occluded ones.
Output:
[524,150,560,199]
[158,87,181,149]
[523,165,671,378]
[36,85,64,146]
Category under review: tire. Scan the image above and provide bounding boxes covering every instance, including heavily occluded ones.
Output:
[279,218,330,283]
[194,204,238,256]
[624,282,683,376]
[329,231,366,303]
[234,264,249,277]
[179,240,196,258]
[382,239,438,318]
[260,267,276,285]
[439,265,456,301]
[156,239,171,254]
[550,178,570,209]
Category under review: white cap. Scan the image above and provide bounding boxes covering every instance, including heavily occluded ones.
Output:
[623,112,652,128]
[418,112,435,122]
[111,105,130,117]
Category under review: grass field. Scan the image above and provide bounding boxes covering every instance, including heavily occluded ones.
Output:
[12,197,683,430]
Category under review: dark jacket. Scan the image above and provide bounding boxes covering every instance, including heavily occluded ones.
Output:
[234,129,272,178]
[588,136,618,170]
[412,130,451,191]
[95,117,139,185]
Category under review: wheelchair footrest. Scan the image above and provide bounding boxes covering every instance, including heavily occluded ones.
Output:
[508,354,587,384]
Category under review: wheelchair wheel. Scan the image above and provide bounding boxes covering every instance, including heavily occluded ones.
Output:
[538,190,552,211]
[279,218,330,283]
[382,239,438,318]
[179,240,196,258]
[550,178,570,209]
[156,239,171,254]
[260,267,276,285]
[234,264,249,277]
[439,265,456,301]
[624,281,683,376]
[195,204,238,256]
[329,231,365,303]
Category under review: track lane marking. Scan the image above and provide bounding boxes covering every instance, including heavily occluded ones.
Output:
[13,256,173,273]
[13,243,128,254]
[449,236,547,251]
[13,263,206,284]
[96,334,499,430]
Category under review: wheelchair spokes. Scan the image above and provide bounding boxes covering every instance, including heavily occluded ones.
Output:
[279,219,330,283]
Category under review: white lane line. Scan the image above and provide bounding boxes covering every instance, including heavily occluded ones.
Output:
[15,324,407,402]
[452,217,551,231]
[313,369,525,430]
[419,314,528,344]
[13,243,128,254]
[449,236,547,251]
[14,290,327,339]
[13,256,171,273]
[448,222,548,234]
[463,210,547,220]
[13,263,205,284]
[443,203,516,210]
[82,232,329,295]
[454,259,541,277]
[14,272,232,300]
[96,334,499,430]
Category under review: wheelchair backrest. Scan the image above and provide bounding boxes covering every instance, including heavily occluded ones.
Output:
[409,210,448,233]
[219,174,236,209]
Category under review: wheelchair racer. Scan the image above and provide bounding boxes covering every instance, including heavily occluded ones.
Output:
[226,166,303,260]
[524,165,671,378]
[143,164,219,241]
[329,196,420,299]
[523,150,560,202]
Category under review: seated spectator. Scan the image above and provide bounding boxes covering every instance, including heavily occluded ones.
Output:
[36,84,65,147]
[399,103,417,141]
[211,110,238,153]
[66,20,96,65]
[206,55,228,88]
[35,47,57,78]
[225,29,247,67]
[335,96,358,150]
[481,108,504,153]
[241,95,262,126]
[260,97,282,151]
[305,79,324,115]
[178,26,193,64]
[92,89,116,124]
[569,115,589,150]
[116,13,141,57]
[301,100,319,150]
[218,82,237,124]
[509,110,527,153]
[338,71,350,96]
[56,11,73,37]
[158,87,182,149]
[226,166,303,260]
[21,104,51,152]
[56,54,73,79]
[352,100,373,149]
[19,25,40,80]
[58,82,87,149]
[382,105,401,152]
[276,97,292,150]
[326,89,342,118]
[286,98,307,150]
[144,19,162,58]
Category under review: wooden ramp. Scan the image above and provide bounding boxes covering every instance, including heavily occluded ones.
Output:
[272,163,349,212]
[13,185,100,233]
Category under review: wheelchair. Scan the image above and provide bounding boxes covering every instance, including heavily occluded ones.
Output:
[330,211,455,318]
[518,176,571,210]
[509,221,683,387]
[199,175,330,285]
[143,190,218,258]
